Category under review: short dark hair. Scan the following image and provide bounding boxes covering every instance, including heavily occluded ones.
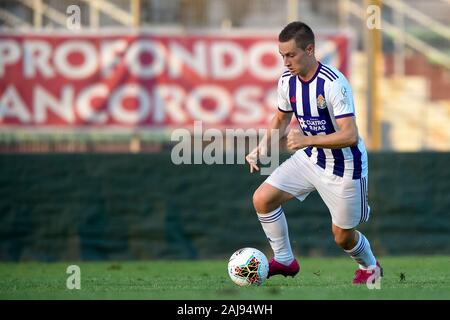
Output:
[278,21,315,50]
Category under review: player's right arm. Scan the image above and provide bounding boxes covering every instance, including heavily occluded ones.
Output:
[246,73,293,173]
[246,110,293,173]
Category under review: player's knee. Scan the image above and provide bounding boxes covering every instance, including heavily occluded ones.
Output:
[333,231,354,249]
[334,234,346,248]
[334,234,350,248]
[252,189,266,213]
[252,188,274,213]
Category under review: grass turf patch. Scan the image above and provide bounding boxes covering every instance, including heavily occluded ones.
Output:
[0,256,449,300]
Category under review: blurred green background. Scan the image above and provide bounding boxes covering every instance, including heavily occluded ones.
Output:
[1,152,449,261]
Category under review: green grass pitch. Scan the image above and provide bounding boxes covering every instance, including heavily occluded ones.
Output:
[0,256,449,300]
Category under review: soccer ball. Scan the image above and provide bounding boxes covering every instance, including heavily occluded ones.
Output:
[228,247,269,286]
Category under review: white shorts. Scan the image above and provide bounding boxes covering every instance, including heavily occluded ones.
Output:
[265,150,370,229]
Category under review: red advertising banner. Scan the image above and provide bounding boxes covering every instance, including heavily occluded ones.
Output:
[0,31,349,129]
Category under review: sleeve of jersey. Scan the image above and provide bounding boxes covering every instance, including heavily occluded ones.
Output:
[277,76,293,113]
[328,78,355,119]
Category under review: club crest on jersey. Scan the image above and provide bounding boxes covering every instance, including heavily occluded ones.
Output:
[317,94,327,109]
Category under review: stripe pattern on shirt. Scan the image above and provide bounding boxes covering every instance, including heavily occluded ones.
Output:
[286,63,365,180]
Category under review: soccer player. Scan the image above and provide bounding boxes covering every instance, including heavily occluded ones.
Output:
[246,21,382,285]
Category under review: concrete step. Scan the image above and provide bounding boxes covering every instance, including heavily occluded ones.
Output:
[347,51,449,150]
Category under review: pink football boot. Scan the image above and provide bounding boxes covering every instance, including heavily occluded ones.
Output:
[267,258,300,278]
[352,261,383,285]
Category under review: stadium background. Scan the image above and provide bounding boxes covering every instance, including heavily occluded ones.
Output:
[0,0,449,265]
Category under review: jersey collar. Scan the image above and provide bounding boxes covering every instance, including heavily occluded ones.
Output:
[297,61,322,85]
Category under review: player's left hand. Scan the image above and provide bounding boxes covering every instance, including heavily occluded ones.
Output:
[287,129,308,151]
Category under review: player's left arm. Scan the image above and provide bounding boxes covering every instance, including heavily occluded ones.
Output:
[287,76,359,150]
[287,116,358,150]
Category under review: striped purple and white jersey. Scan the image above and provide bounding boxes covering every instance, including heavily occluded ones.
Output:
[277,62,368,180]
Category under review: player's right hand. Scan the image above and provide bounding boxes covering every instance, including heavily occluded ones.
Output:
[245,147,260,173]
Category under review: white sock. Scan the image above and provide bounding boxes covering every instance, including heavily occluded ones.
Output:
[344,231,377,269]
[257,206,294,266]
